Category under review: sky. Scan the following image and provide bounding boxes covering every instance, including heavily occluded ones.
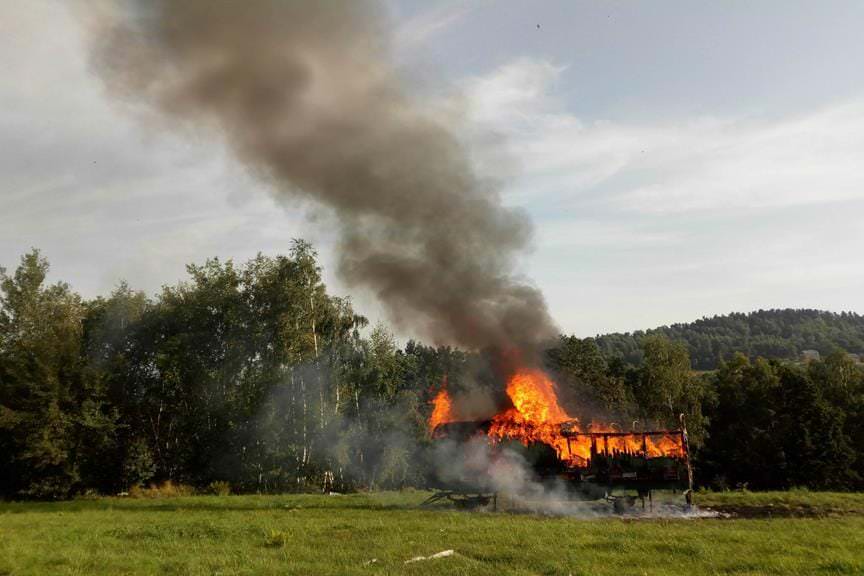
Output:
[1,1,863,338]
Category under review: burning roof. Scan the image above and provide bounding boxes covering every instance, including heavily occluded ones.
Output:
[429,368,687,468]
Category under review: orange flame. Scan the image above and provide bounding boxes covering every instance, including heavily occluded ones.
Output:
[429,387,454,430]
[505,369,570,424]
[428,368,685,465]
[488,369,576,461]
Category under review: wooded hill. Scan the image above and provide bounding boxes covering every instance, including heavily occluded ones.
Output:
[594,309,864,370]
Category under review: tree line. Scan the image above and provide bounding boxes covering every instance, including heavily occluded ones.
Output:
[2,246,863,499]
[552,335,864,491]
[595,309,864,370]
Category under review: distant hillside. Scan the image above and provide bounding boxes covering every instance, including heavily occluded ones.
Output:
[593,309,864,370]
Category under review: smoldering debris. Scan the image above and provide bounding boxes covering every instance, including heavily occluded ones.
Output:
[427,436,714,518]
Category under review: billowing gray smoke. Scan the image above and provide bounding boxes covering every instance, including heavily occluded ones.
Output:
[80,0,556,356]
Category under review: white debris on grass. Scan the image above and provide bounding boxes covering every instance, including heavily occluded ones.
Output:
[404,550,455,564]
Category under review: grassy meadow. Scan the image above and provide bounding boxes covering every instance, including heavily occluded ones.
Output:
[1,490,863,576]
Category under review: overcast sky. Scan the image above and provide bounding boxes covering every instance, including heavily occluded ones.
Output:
[2,1,863,337]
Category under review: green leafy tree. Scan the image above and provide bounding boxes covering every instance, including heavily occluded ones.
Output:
[6,245,864,499]
[546,335,632,418]
[0,251,116,498]
[776,364,858,489]
[700,354,862,490]
[595,309,864,369]
[632,336,708,444]
[698,355,786,489]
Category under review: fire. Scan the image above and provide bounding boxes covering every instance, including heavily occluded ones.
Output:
[428,368,686,465]
[504,369,569,424]
[429,387,454,430]
[488,369,575,462]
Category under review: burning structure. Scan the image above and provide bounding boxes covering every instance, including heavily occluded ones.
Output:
[81,1,691,511]
[428,369,693,510]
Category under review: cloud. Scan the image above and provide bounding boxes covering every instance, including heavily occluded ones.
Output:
[621,104,864,213]
[393,1,475,49]
[2,1,861,339]
[459,58,864,334]
[0,1,327,299]
[463,58,864,213]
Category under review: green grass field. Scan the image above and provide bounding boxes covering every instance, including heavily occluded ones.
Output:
[1,490,863,575]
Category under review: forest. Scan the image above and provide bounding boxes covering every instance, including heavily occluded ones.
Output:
[595,309,864,370]
[1,244,863,499]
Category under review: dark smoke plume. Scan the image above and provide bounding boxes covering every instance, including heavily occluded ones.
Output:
[80,0,557,356]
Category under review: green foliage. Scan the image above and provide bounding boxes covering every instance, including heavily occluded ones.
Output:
[546,336,633,417]
[205,481,232,496]
[594,309,864,369]
[547,335,709,446]
[3,246,863,499]
[263,528,291,548]
[122,437,156,488]
[0,250,117,499]
[636,336,709,444]
[699,354,863,490]
[127,480,196,499]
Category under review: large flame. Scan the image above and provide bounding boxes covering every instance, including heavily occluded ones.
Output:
[488,369,575,461]
[505,369,570,424]
[429,368,685,465]
[429,387,454,430]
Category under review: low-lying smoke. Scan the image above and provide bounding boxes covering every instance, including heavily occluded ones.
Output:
[79,0,557,358]
[430,438,711,517]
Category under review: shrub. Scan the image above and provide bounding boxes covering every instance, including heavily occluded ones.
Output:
[128,481,195,498]
[123,439,156,489]
[206,481,231,496]
[263,529,290,548]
